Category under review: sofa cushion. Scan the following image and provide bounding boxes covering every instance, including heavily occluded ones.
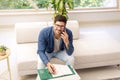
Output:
[17,43,38,71]
[73,31,120,69]
[66,20,79,40]
[15,22,47,43]
[16,43,39,75]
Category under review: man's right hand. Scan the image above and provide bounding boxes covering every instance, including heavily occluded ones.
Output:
[47,62,56,74]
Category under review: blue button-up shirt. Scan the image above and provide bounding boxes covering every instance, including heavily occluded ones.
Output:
[37,26,74,65]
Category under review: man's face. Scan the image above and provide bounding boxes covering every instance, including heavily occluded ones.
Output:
[54,21,66,35]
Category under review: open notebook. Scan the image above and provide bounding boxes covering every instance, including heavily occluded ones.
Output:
[52,64,74,77]
[38,64,75,80]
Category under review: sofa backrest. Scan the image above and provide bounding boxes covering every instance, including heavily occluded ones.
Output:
[15,20,79,44]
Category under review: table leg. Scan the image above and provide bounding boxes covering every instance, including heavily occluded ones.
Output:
[7,57,12,80]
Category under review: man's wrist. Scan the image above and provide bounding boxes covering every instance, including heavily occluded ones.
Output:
[46,62,51,67]
[65,41,69,49]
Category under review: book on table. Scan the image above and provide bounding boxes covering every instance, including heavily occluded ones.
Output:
[37,64,75,80]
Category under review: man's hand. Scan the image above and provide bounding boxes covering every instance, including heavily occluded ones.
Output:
[61,31,69,49]
[47,62,56,74]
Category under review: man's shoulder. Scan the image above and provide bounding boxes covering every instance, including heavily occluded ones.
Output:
[42,26,53,31]
[40,26,53,33]
[66,28,72,34]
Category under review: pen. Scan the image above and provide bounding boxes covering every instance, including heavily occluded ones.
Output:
[50,65,56,74]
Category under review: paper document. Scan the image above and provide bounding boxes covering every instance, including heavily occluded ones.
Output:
[52,64,73,77]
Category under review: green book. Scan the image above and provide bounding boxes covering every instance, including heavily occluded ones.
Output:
[37,64,75,80]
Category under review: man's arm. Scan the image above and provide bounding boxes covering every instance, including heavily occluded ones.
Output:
[61,31,69,49]
[61,29,74,55]
[37,29,49,65]
[37,29,56,74]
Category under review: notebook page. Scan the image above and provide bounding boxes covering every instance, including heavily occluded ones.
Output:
[52,64,73,77]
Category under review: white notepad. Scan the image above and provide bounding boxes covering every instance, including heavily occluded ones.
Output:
[52,64,73,77]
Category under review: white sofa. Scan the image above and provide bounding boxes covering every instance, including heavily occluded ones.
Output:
[15,20,120,76]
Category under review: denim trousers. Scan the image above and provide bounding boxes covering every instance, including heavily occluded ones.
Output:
[37,50,74,69]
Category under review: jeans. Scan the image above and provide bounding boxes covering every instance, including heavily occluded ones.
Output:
[37,50,74,69]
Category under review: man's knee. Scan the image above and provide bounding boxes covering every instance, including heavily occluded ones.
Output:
[66,55,74,66]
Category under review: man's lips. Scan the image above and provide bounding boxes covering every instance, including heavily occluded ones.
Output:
[57,30,62,34]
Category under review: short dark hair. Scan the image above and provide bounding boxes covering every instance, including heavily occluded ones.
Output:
[54,15,67,24]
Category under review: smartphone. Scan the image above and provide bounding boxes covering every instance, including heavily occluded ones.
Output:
[60,28,65,35]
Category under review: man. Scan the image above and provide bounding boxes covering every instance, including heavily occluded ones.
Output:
[37,15,74,75]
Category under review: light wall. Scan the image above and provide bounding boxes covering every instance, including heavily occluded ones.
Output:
[69,11,120,22]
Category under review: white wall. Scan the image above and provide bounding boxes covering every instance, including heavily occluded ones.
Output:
[0,10,120,28]
[69,11,120,22]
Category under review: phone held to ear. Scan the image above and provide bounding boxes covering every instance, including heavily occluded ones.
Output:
[60,31,64,35]
[60,28,65,35]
